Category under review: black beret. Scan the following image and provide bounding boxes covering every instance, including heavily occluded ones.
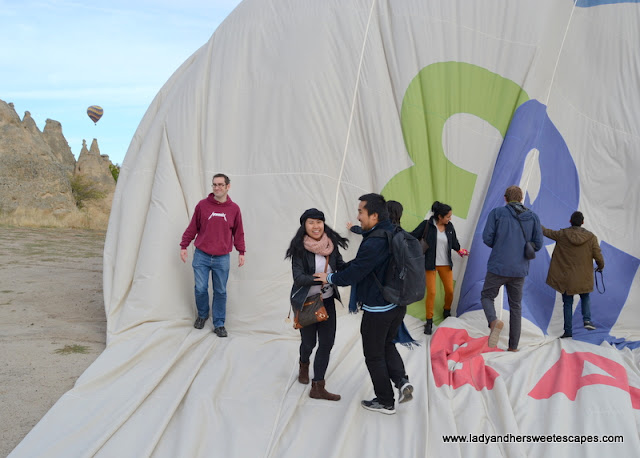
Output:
[299,208,325,225]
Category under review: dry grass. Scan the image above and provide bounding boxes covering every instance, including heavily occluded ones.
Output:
[0,207,109,230]
[54,345,90,355]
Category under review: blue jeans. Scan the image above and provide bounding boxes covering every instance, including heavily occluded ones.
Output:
[192,248,230,327]
[562,293,591,334]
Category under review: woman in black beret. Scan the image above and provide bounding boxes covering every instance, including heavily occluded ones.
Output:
[285,208,348,400]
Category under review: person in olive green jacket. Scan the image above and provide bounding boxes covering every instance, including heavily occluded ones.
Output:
[543,211,605,338]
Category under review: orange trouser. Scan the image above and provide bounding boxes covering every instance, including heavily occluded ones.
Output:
[425,266,454,319]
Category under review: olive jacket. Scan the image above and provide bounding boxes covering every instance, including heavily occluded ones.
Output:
[543,225,605,295]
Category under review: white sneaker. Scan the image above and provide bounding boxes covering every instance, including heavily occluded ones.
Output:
[488,320,504,348]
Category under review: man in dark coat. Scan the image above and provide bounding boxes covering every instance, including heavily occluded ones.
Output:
[316,193,413,415]
[543,211,605,338]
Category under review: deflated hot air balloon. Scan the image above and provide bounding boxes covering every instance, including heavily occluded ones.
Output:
[87,105,103,124]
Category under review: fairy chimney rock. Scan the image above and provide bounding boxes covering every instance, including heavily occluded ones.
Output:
[0,99,22,126]
[43,119,76,170]
[76,139,116,191]
[19,111,56,161]
[0,100,76,212]
[21,111,39,133]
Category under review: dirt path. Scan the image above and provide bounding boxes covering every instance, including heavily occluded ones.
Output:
[0,226,107,457]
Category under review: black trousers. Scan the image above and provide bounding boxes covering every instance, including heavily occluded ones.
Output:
[299,296,337,381]
[361,306,407,407]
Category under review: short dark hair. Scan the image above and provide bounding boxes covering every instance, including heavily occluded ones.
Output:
[504,185,523,202]
[359,193,389,221]
[570,211,584,227]
[213,173,230,185]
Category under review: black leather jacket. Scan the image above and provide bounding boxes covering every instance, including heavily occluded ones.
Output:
[290,247,345,311]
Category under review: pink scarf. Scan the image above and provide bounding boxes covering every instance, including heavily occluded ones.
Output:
[303,233,334,256]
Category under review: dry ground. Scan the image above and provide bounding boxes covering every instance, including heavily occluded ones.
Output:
[0,226,107,457]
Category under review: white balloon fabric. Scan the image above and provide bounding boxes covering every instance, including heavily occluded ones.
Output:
[11,0,640,456]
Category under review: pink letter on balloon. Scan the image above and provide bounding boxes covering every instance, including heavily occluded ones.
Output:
[529,349,640,409]
[431,327,503,390]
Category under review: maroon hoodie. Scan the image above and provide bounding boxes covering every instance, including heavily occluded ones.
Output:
[180,194,245,256]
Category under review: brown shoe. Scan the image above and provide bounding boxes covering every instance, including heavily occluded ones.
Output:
[310,380,340,401]
[298,361,310,384]
[488,320,504,348]
[507,348,519,352]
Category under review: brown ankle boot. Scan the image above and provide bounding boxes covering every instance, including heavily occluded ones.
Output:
[298,361,310,384]
[309,380,340,401]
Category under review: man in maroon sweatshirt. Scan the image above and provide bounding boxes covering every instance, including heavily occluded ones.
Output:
[180,173,246,337]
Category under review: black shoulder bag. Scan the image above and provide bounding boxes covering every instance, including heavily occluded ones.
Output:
[595,268,605,294]
[514,214,536,260]
[291,256,330,329]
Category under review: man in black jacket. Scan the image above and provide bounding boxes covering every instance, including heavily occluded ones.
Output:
[315,193,413,415]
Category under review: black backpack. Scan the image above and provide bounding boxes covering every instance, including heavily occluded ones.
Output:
[370,225,426,306]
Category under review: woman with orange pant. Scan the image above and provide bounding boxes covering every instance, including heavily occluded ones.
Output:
[410,201,468,335]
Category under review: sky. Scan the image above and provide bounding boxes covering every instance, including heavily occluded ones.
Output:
[1,0,243,165]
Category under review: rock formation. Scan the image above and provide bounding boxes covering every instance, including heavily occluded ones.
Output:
[76,139,116,192]
[0,98,116,228]
[43,119,76,170]
[75,139,116,217]
[0,100,76,213]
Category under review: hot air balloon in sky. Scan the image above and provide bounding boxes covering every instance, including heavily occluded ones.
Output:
[86,105,103,124]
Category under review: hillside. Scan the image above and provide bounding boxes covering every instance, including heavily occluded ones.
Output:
[0,99,116,229]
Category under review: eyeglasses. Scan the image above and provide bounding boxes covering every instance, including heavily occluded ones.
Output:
[212,183,227,188]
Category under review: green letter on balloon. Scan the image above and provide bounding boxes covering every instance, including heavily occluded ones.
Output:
[383,62,528,320]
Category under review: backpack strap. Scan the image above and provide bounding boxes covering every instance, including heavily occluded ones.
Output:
[511,209,530,242]
[421,219,429,241]
[368,228,392,249]
[371,270,384,293]
[367,228,392,294]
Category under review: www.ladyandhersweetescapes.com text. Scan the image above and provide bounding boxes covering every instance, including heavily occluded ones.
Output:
[442,433,624,445]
